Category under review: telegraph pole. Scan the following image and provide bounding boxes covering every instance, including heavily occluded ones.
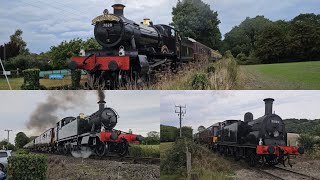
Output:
[175,105,186,137]
[4,129,12,143]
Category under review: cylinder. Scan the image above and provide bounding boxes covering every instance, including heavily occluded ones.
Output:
[264,98,274,115]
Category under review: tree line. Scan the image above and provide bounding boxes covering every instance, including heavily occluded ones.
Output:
[160,125,193,142]
[172,0,320,64]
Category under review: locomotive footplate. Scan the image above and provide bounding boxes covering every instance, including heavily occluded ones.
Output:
[71,55,130,71]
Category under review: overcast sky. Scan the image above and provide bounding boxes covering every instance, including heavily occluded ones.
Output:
[161,91,320,132]
[1,0,319,53]
[0,90,159,144]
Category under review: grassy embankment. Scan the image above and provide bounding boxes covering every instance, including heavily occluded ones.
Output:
[154,56,238,90]
[160,140,234,180]
[238,61,320,89]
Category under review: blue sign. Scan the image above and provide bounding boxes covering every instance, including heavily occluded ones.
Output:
[49,74,64,79]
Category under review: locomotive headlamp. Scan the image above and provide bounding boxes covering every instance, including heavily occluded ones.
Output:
[273,130,279,137]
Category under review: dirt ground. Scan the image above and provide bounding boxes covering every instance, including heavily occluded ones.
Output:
[46,154,160,180]
[233,156,320,180]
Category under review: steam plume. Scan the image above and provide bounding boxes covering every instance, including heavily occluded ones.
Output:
[97,90,105,101]
[26,91,87,132]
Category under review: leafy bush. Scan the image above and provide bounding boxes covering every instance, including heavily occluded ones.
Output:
[298,134,318,151]
[224,50,234,59]
[207,63,215,73]
[71,69,81,89]
[21,69,40,90]
[15,149,30,155]
[191,73,208,90]
[7,154,47,180]
[236,53,247,61]
[129,145,160,158]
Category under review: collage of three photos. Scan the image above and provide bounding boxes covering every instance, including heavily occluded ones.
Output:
[0,0,320,179]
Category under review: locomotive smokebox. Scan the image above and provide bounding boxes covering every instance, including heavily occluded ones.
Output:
[98,100,106,111]
[112,4,125,16]
[264,98,274,115]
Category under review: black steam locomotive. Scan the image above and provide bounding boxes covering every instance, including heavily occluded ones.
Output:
[24,100,143,157]
[69,4,219,89]
[194,98,304,167]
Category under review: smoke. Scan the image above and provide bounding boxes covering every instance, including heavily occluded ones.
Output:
[97,90,105,102]
[26,91,87,133]
[71,146,93,159]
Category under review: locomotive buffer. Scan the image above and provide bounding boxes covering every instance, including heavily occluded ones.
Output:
[175,105,186,137]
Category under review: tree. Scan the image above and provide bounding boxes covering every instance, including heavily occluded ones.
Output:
[179,126,193,140]
[48,38,101,69]
[197,126,206,132]
[172,0,222,49]
[144,131,160,145]
[15,132,30,149]
[0,140,15,150]
[288,13,320,61]
[223,16,272,56]
[9,29,29,55]
[256,21,290,63]
[160,125,178,142]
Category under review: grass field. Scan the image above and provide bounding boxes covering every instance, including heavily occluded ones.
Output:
[239,61,320,90]
[0,76,87,90]
[129,144,160,158]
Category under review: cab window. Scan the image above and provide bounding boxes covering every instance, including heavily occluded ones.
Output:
[0,152,8,158]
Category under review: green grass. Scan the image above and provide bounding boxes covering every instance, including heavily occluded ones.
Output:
[0,76,87,90]
[160,142,174,158]
[129,144,160,158]
[243,61,320,89]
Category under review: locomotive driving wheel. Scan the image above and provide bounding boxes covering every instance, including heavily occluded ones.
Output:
[96,142,108,157]
[247,153,259,167]
[118,140,129,157]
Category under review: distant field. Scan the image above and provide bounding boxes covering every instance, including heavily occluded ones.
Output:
[160,142,173,158]
[0,76,87,90]
[239,61,320,90]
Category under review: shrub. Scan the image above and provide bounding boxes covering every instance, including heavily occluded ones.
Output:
[15,149,30,155]
[298,134,318,151]
[21,69,40,90]
[191,73,208,90]
[224,50,234,59]
[7,154,47,180]
[71,69,81,89]
[207,63,215,73]
[236,53,247,61]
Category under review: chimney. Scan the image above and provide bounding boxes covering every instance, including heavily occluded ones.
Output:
[264,98,274,115]
[112,4,125,16]
[98,100,106,111]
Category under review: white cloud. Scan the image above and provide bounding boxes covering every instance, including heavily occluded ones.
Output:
[0,0,319,52]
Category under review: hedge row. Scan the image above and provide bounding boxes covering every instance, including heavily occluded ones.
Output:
[7,154,47,180]
[71,69,81,89]
[21,69,40,90]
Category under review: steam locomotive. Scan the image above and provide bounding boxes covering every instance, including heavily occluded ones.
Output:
[69,4,220,89]
[194,98,304,167]
[24,100,144,157]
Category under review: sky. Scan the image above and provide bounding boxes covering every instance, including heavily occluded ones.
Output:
[1,0,319,53]
[161,90,320,132]
[0,90,159,144]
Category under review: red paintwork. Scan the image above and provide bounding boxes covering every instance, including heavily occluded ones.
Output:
[256,145,300,155]
[100,131,141,143]
[71,55,130,70]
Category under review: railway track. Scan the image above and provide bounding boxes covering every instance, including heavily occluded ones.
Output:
[34,152,160,165]
[256,166,320,180]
